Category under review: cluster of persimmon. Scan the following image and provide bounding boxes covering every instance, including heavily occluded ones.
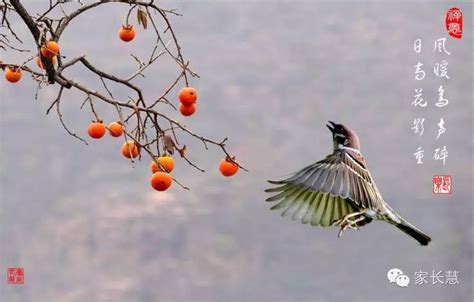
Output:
[87,121,141,164]
[178,87,240,176]
[4,40,60,83]
[4,25,133,83]
[86,120,174,191]
[4,24,132,83]
[178,87,198,116]
[88,121,124,139]
[5,21,240,192]
[150,156,174,191]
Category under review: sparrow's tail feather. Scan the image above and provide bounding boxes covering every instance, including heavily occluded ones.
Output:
[382,203,431,246]
[395,219,431,246]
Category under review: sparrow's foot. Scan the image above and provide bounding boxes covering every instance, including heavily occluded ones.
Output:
[333,212,366,238]
[337,223,358,238]
[332,211,364,227]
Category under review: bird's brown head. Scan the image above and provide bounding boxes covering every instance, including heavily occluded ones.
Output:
[326,121,361,151]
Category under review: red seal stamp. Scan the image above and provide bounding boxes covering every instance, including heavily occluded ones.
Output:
[7,267,24,284]
[445,8,462,39]
[433,175,452,194]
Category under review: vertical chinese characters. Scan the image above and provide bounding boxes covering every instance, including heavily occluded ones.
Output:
[411,38,452,166]
[432,38,450,165]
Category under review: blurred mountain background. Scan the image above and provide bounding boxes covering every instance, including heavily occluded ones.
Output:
[1,1,472,301]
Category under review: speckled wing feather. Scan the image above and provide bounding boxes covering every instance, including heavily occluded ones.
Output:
[265,151,381,226]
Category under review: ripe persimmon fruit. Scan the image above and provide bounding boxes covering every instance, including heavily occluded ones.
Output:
[150,156,175,173]
[88,122,106,139]
[151,171,173,191]
[179,103,196,116]
[121,141,139,158]
[36,56,57,69]
[40,41,60,58]
[219,158,239,177]
[178,87,198,106]
[108,122,123,137]
[4,66,22,83]
[119,25,136,42]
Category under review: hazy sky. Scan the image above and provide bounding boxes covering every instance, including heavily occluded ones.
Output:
[1,1,472,301]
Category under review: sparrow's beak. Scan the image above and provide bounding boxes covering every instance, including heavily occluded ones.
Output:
[326,121,336,133]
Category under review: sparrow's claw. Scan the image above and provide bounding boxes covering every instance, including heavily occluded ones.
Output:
[337,222,360,238]
[332,211,364,227]
[334,212,366,238]
[338,227,345,238]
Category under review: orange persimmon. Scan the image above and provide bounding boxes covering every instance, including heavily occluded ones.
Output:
[40,41,59,58]
[119,25,136,42]
[219,158,239,177]
[150,156,175,173]
[108,122,123,137]
[36,56,57,69]
[179,103,196,116]
[88,122,106,139]
[178,87,198,106]
[151,171,173,191]
[121,141,139,158]
[4,66,22,83]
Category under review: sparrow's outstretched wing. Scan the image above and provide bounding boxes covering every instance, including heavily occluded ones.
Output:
[265,151,381,226]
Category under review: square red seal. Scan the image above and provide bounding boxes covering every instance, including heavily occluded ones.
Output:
[433,175,452,194]
[7,267,24,284]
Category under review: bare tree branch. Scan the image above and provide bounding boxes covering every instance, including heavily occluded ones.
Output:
[1,0,246,191]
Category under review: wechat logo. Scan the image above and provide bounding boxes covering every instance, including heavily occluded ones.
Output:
[387,268,410,287]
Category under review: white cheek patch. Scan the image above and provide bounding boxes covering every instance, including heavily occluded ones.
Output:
[338,144,362,155]
[334,133,346,138]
